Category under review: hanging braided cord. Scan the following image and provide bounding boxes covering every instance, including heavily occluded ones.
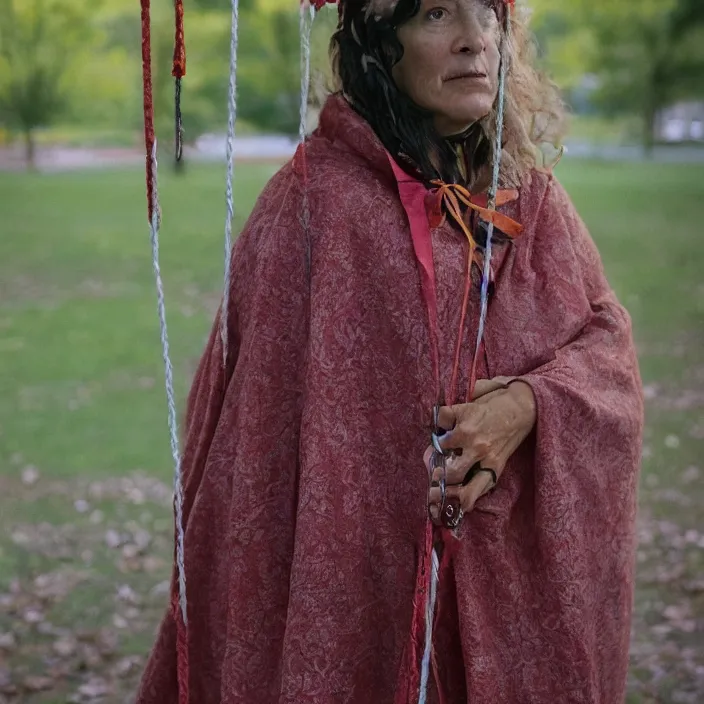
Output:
[142,1,189,698]
[418,548,440,704]
[299,2,315,147]
[472,8,511,381]
[148,147,190,704]
[298,1,316,231]
[140,0,156,222]
[147,148,189,633]
[140,0,188,632]
[417,7,513,703]
[220,0,241,367]
[172,0,186,160]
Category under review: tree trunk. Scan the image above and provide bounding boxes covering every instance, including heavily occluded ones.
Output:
[23,128,36,171]
[644,53,667,160]
[643,102,656,159]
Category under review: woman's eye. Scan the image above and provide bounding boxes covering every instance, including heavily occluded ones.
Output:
[427,7,446,20]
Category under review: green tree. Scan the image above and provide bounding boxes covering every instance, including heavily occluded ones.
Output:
[235,4,337,135]
[236,8,304,135]
[0,0,92,167]
[0,0,136,167]
[528,0,591,95]
[535,0,704,150]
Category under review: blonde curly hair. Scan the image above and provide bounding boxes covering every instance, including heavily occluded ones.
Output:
[482,5,569,188]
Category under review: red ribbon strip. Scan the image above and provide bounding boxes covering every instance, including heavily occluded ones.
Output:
[140,0,155,221]
[172,0,186,79]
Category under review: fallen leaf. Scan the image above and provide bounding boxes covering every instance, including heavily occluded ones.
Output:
[111,655,141,678]
[665,434,681,449]
[681,466,700,484]
[22,607,43,624]
[77,677,112,698]
[22,675,53,692]
[643,384,659,400]
[79,643,103,668]
[96,627,119,656]
[124,606,140,620]
[121,544,140,559]
[105,530,123,549]
[53,635,78,657]
[683,579,704,594]
[116,584,140,605]
[34,569,87,601]
[142,555,165,573]
[0,682,18,698]
[74,499,90,513]
[150,580,170,598]
[21,465,40,485]
[684,530,700,544]
[0,668,12,688]
[37,621,59,636]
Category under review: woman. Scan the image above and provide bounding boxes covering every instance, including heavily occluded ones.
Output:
[137,0,644,701]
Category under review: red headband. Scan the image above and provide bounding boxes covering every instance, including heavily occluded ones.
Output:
[309,0,515,12]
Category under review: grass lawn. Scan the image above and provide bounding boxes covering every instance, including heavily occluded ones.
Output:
[0,159,702,702]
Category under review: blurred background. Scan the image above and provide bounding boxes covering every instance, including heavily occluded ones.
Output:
[0,0,702,701]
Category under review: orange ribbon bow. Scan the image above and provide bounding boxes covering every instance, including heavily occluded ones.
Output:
[427,180,523,269]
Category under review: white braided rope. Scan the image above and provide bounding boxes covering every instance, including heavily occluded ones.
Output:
[474,11,511,357]
[298,1,316,229]
[418,547,440,704]
[220,0,240,367]
[299,2,315,149]
[417,13,512,704]
[148,141,188,627]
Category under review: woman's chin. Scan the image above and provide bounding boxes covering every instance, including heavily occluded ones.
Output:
[434,110,491,137]
[431,95,495,135]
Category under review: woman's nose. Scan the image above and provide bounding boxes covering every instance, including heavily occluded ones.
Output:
[451,10,487,55]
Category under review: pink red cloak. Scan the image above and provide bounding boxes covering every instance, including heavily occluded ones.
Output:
[136,95,643,703]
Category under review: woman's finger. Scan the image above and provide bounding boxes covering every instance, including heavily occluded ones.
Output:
[432,452,479,486]
[471,378,512,400]
[438,404,489,455]
[426,442,480,491]
[447,470,495,512]
[428,485,444,506]
[437,379,514,426]
[428,467,494,509]
[436,405,456,431]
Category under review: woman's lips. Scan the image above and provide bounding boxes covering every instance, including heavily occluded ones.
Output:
[445,71,488,82]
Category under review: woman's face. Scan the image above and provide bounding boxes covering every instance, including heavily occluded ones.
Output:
[392,0,502,136]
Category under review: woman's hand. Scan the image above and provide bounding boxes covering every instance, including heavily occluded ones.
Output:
[426,378,537,516]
